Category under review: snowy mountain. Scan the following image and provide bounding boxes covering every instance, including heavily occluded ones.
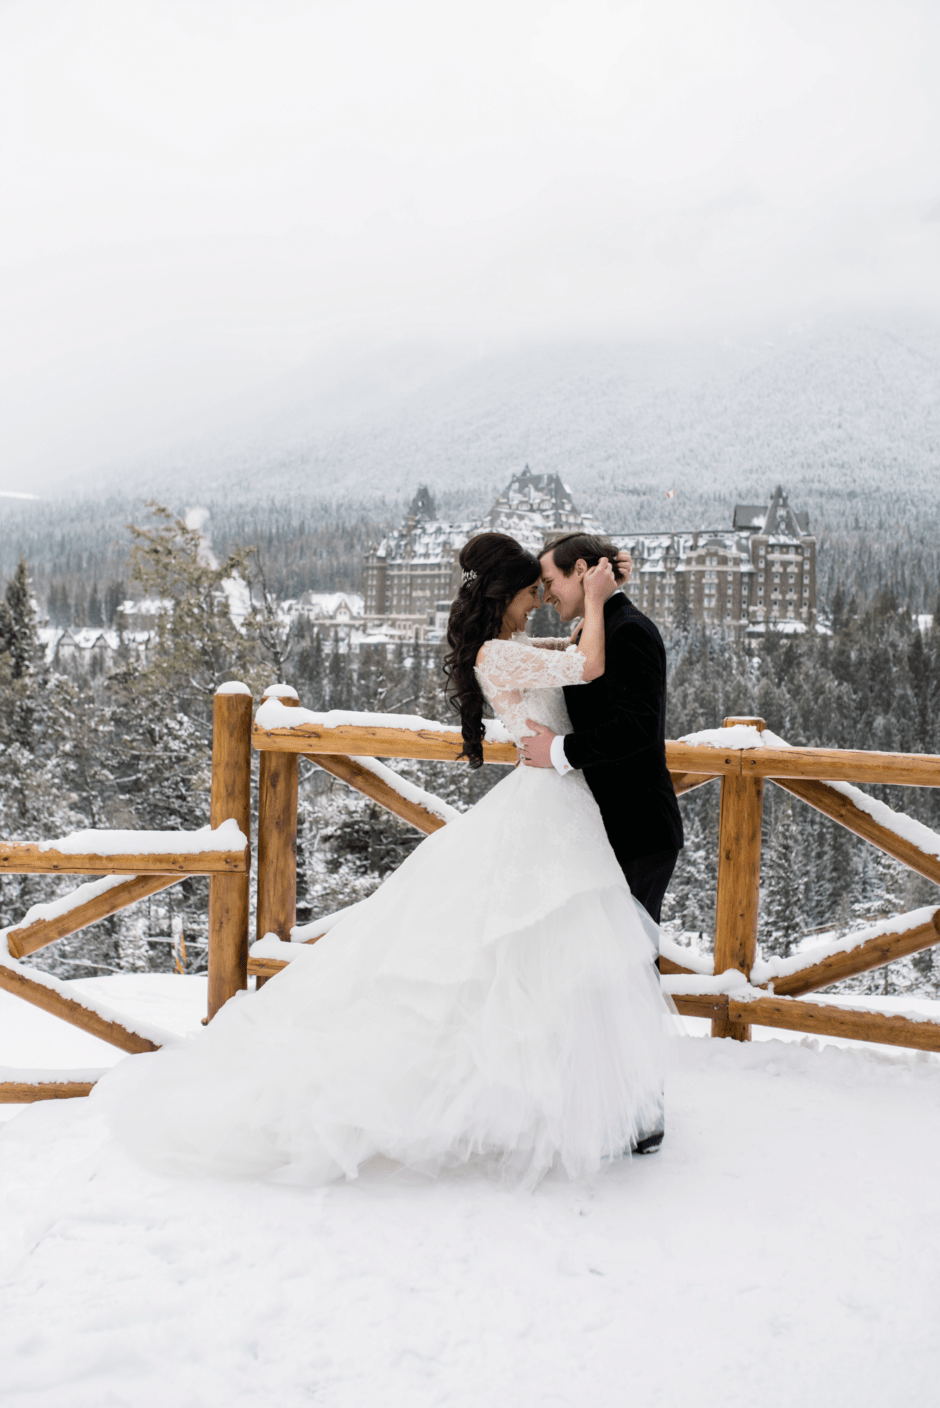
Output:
[56,313,939,536]
[2,313,938,607]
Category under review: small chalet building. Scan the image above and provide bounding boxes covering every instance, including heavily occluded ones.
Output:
[289,591,365,644]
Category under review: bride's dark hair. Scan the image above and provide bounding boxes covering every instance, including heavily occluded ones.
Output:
[443,532,541,768]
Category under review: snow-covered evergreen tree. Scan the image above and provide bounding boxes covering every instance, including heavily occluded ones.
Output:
[760,800,807,959]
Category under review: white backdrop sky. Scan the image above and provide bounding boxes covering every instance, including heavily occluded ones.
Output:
[1,0,939,484]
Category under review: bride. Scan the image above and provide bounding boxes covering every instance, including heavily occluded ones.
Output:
[97,533,670,1189]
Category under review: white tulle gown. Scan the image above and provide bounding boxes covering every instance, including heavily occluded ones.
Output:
[97,636,670,1188]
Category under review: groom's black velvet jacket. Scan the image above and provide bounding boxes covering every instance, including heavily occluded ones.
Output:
[562,592,684,866]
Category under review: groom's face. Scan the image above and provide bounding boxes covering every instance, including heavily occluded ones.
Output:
[539,551,586,623]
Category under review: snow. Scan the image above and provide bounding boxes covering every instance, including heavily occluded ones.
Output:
[663,969,750,996]
[35,818,248,856]
[659,933,714,975]
[825,778,940,857]
[750,907,940,986]
[261,682,299,700]
[665,970,940,1029]
[1,1066,107,1085]
[221,573,252,627]
[255,699,514,746]
[0,976,209,1122]
[0,953,188,1051]
[337,754,461,824]
[749,989,940,1027]
[758,728,940,855]
[677,723,764,750]
[250,935,313,962]
[292,899,369,942]
[2,983,940,1405]
[3,874,131,932]
[215,680,252,696]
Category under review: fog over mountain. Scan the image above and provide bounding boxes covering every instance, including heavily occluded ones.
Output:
[41,311,940,525]
[1,312,938,614]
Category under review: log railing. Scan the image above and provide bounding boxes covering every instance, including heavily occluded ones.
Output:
[250,700,940,1056]
[0,683,253,1103]
[5,685,940,1104]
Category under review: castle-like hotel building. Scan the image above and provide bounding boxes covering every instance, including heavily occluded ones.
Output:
[364,472,816,642]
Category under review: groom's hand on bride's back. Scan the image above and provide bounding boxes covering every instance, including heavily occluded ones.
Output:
[521,720,555,768]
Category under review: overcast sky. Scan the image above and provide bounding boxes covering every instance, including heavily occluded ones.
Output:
[1,0,938,487]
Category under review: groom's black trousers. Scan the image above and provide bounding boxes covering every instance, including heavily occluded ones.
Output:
[620,848,679,927]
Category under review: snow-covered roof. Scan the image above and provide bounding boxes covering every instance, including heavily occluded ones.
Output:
[117,597,172,616]
[731,486,810,542]
[482,467,602,553]
[623,531,754,565]
[294,592,365,619]
[375,519,475,566]
[372,469,602,568]
[744,620,822,638]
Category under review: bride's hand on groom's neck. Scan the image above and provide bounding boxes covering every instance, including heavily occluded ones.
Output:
[583,557,616,605]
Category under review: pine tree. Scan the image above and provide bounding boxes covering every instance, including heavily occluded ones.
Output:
[0,558,37,680]
[327,644,351,710]
[87,581,104,627]
[673,572,691,633]
[668,812,712,946]
[127,502,261,710]
[761,800,807,958]
[104,579,125,627]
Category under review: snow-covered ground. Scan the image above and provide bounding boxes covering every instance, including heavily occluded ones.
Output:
[2,977,940,1406]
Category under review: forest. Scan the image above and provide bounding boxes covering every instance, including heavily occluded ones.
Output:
[1,503,938,1000]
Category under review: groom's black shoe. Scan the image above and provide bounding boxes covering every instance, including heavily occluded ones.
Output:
[633,1130,664,1155]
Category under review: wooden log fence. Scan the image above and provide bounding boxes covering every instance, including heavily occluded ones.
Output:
[1,682,254,1099]
[6,687,940,1101]
[754,909,940,998]
[0,961,162,1054]
[5,874,183,960]
[710,716,765,1040]
[772,775,940,888]
[669,989,940,1054]
[207,684,253,1019]
[251,703,940,1055]
[0,1079,100,1102]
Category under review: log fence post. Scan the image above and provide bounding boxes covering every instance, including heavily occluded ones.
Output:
[711,714,766,1041]
[207,683,253,1020]
[256,685,300,984]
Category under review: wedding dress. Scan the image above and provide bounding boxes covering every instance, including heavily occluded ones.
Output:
[96,636,669,1188]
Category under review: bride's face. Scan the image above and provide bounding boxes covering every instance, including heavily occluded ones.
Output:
[500,580,541,637]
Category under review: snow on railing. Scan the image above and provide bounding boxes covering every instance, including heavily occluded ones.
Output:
[5,874,132,931]
[749,907,940,988]
[35,819,247,856]
[0,934,180,1050]
[254,698,513,745]
[335,756,461,826]
[662,969,940,1027]
[0,1065,110,1085]
[659,934,714,976]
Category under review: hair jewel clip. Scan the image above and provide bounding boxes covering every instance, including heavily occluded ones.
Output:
[462,569,478,584]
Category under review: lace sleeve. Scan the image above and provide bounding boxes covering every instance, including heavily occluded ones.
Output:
[476,638,587,692]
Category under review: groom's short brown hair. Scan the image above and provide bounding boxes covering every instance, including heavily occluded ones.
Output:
[540,532,626,583]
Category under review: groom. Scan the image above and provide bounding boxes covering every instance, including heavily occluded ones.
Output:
[522,532,684,930]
